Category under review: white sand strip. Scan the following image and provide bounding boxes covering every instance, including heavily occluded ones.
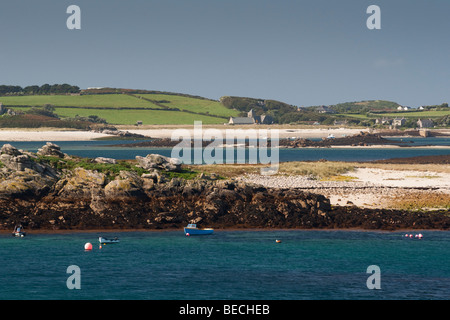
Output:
[0,130,112,141]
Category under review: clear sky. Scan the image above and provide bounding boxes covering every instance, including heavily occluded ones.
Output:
[0,0,449,107]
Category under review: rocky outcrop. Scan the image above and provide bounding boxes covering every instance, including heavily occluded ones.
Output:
[92,128,147,139]
[94,157,117,164]
[37,142,66,158]
[55,167,106,199]
[0,142,449,231]
[0,144,58,198]
[136,154,182,172]
[279,132,405,148]
[104,171,146,199]
[0,176,334,230]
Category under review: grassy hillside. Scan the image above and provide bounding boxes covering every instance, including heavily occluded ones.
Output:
[1,90,448,127]
[0,94,162,109]
[374,110,450,119]
[139,94,239,117]
[0,92,239,125]
[329,100,401,113]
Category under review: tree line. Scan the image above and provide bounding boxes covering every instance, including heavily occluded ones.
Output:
[0,84,80,95]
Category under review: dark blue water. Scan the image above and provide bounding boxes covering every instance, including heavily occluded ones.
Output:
[0,230,448,300]
[1,138,449,162]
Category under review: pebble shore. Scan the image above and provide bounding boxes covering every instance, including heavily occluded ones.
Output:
[240,170,450,209]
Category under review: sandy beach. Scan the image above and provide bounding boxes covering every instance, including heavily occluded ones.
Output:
[126,126,371,139]
[0,127,369,141]
[0,129,112,141]
[1,127,449,143]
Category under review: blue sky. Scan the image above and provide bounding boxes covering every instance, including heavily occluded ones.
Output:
[0,0,449,107]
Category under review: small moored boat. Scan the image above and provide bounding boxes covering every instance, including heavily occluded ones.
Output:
[184,224,214,235]
[99,236,120,244]
[12,225,26,237]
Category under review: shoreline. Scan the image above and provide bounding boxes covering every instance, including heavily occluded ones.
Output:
[1,226,443,234]
[0,129,112,141]
[1,127,449,142]
[0,143,449,232]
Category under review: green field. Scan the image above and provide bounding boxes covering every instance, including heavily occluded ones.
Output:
[0,94,162,109]
[0,93,239,125]
[139,94,239,117]
[338,110,450,120]
[376,110,450,118]
[54,108,228,125]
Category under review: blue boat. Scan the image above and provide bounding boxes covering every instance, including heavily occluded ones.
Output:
[184,224,214,235]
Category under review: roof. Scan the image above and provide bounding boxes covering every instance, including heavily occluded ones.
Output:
[229,117,254,124]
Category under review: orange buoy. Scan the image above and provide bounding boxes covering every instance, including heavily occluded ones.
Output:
[276,239,282,243]
[84,242,93,250]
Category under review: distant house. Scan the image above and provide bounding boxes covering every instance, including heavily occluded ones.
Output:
[397,106,411,111]
[317,106,336,114]
[334,120,347,126]
[228,117,255,125]
[228,109,273,125]
[375,117,392,125]
[393,117,406,126]
[418,106,425,110]
[417,118,434,128]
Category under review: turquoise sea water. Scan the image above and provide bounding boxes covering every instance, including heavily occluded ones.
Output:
[1,230,449,300]
[1,138,450,162]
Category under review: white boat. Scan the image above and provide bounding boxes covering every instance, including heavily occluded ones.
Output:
[327,134,335,139]
[99,236,120,244]
[12,225,26,237]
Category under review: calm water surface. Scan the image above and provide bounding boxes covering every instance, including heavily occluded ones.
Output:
[1,138,449,162]
[0,230,449,300]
